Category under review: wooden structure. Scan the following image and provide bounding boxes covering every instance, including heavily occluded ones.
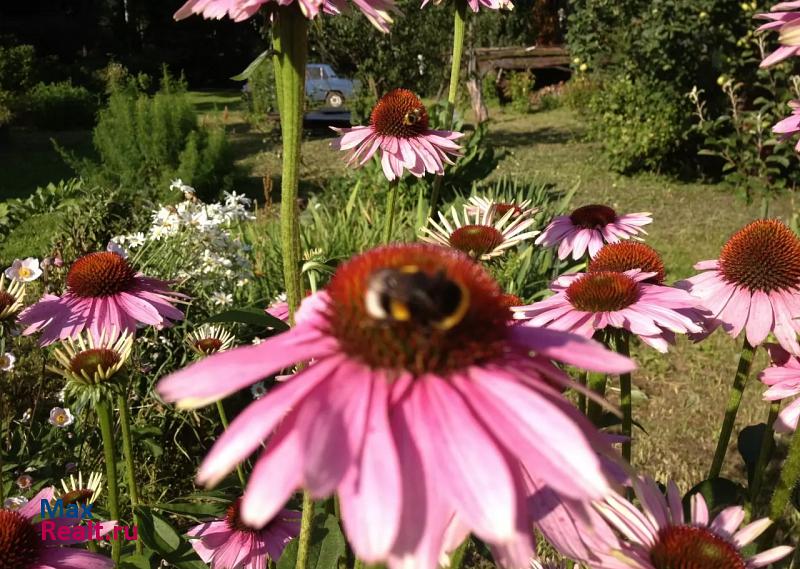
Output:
[473,45,571,75]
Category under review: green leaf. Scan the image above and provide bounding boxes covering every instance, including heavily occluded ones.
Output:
[135,508,182,555]
[119,553,154,569]
[737,423,769,486]
[683,478,744,515]
[276,512,345,569]
[231,50,271,81]
[153,501,227,518]
[276,537,299,569]
[207,307,289,331]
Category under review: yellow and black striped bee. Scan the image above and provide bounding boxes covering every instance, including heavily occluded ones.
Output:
[402,108,424,127]
[364,265,470,330]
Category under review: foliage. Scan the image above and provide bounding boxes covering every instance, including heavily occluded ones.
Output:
[0,43,37,95]
[241,55,278,131]
[506,71,534,113]
[0,91,12,128]
[25,81,98,130]
[481,71,501,107]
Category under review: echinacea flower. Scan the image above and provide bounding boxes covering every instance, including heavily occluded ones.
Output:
[464,196,537,221]
[420,204,539,260]
[535,205,652,261]
[0,487,115,569]
[48,407,74,429]
[595,476,794,568]
[186,324,236,357]
[514,270,703,352]
[331,89,463,181]
[16,474,33,490]
[158,243,635,569]
[772,100,800,151]
[19,251,185,345]
[187,499,300,569]
[589,241,666,285]
[0,274,26,320]
[421,0,513,12]
[678,219,800,354]
[0,352,15,371]
[5,257,42,283]
[756,2,800,67]
[59,471,104,506]
[174,0,398,33]
[759,344,800,432]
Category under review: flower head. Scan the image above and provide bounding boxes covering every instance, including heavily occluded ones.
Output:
[421,0,513,12]
[2,496,27,511]
[18,251,185,345]
[4,257,42,283]
[0,487,115,569]
[589,241,666,285]
[420,204,539,260]
[16,475,33,491]
[464,196,538,221]
[158,243,634,569]
[756,2,800,67]
[678,219,800,354]
[0,275,26,320]
[0,352,15,372]
[514,270,703,352]
[332,89,463,181]
[595,476,794,568]
[59,471,103,506]
[535,205,652,260]
[759,344,800,432]
[186,324,236,357]
[187,499,300,569]
[772,100,800,151]
[48,407,74,429]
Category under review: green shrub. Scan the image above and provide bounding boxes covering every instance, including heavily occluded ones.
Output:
[506,71,534,113]
[0,91,12,128]
[26,82,98,130]
[243,57,277,131]
[482,72,501,107]
[0,44,37,94]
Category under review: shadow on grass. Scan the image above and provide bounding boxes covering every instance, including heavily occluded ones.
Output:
[489,125,576,148]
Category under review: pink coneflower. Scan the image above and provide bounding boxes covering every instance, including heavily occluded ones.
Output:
[187,499,300,569]
[589,242,666,284]
[535,205,652,261]
[421,0,513,12]
[174,0,397,32]
[772,100,800,151]
[331,89,463,181]
[757,1,800,68]
[595,476,794,568]
[0,487,115,569]
[514,270,702,352]
[464,196,537,220]
[759,344,800,432]
[18,251,185,345]
[158,244,634,569]
[678,219,800,354]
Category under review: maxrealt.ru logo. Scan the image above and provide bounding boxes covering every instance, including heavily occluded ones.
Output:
[40,499,138,542]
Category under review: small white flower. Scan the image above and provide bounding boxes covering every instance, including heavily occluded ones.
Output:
[211,291,233,306]
[106,240,128,259]
[250,381,268,400]
[48,407,75,429]
[16,474,33,490]
[0,352,15,371]
[57,387,67,402]
[20,409,31,423]
[5,257,42,282]
[3,496,28,511]
[251,337,264,345]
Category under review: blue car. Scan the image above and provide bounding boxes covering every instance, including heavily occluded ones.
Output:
[305,64,357,108]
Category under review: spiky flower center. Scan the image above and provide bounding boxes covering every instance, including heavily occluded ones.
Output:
[0,509,39,569]
[566,272,640,312]
[650,525,746,569]
[225,498,260,534]
[195,338,224,354]
[494,203,523,217]
[449,225,505,257]
[67,252,137,298]
[0,291,16,313]
[718,219,800,292]
[70,348,121,377]
[370,89,429,138]
[326,244,510,375]
[589,242,666,284]
[569,204,617,229]
[62,489,94,507]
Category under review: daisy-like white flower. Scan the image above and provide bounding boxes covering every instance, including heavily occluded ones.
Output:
[0,274,26,320]
[106,240,128,259]
[5,257,42,283]
[514,270,702,352]
[16,474,33,490]
[756,1,800,67]
[187,499,300,569]
[678,219,800,354]
[48,407,74,429]
[535,205,652,261]
[759,344,800,432]
[158,243,635,569]
[595,476,794,569]
[420,204,539,260]
[2,496,28,510]
[211,291,233,307]
[18,251,185,345]
[175,0,397,33]
[0,487,115,569]
[332,89,463,181]
[464,196,538,221]
[186,324,236,357]
[59,471,104,506]
[0,352,15,371]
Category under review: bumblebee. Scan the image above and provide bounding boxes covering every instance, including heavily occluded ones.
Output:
[402,108,424,127]
[364,265,470,330]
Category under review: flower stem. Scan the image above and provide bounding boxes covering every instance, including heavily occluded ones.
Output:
[297,490,315,569]
[577,371,587,415]
[272,5,308,319]
[383,180,399,244]
[117,393,143,554]
[586,372,607,426]
[751,401,781,504]
[617,332,633,463]
[769,426,800,521]
[96,399,121,564]
[429,0,467,214]
[216,400,247,487]
[709,338,756,479]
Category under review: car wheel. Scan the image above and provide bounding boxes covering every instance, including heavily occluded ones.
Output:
[325,92,344,108]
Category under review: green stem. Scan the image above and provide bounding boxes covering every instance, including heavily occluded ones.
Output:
[382,180,399,244]
[577,371,587,415]
[769,427,800,521]
[117,394,143,554]
[617,333,633,463]
[586,372,607,427]
[216,400,247,487]
[272,5,308,319]
[751,401,781,504]
[96,400,121,564]
[709,338,756,479]
[297,490,314,569]
[429,0,467,215]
